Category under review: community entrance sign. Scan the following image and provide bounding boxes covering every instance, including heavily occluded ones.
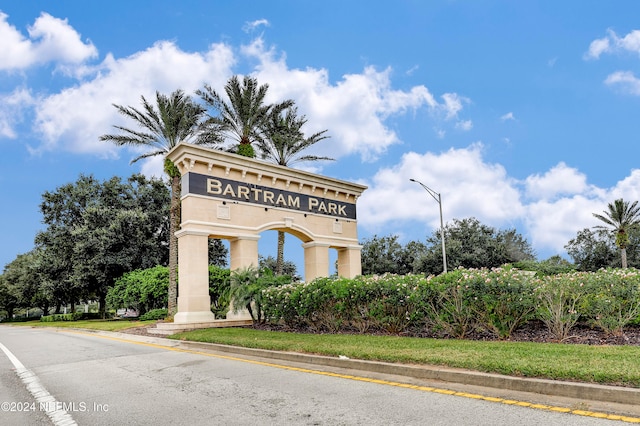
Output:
[167,143,367,324]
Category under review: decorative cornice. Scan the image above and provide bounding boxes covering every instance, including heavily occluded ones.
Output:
[167,143,367,201]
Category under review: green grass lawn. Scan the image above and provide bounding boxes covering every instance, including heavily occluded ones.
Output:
[169,327,640,388]
[8,320,640,388]
[11,319,155,332]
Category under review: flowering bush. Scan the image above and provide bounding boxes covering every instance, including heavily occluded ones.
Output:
[467,267,537,339]
[534,273,587,341]
[579,268,640,336]
[259,267,640,339]
[419,269,476,338]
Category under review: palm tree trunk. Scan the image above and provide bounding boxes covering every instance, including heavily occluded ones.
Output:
[276,231,285,275]
[621,248,628,269]
[168,174,181,316]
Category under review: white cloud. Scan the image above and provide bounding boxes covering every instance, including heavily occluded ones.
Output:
[455,120,472,131]
[0,12,97,71]
[30,41,236,156]
[585,36,611,60]
[500,112,515,121]
[358,144,524,231]
[618,29,640,54]
[608,169,640,201]
[0,88,35,138]
[440,93,467,120]
[7,25,469,166]
[358,145,640,256]
[586,28,640,59]
[586,29,640,95]
[604,70,640,95]
[243,19,270,33]
[140,155,167,180]
[241,37,462,161]
[524,196,603,251]
[525,162,591,200]
[406,65,419,76]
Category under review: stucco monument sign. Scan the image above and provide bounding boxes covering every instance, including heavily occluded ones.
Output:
[166,143,367,325]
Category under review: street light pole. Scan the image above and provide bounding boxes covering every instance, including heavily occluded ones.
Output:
[410,178,447,274]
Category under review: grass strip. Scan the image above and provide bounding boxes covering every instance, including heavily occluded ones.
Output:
[169,327,640,388]
[12,319,154,332]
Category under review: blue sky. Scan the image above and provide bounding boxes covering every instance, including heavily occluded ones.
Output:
[2,1,640,272]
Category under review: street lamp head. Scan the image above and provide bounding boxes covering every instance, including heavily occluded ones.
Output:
[409,178,416,182]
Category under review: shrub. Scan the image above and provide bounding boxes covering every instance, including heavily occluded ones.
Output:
[107,266,168,315]
[423,270,477,338]
[230,267,292,324]
[580,268,640,336]
[365,274,422,334]
[260,266,640,340]
[209,266,231,319]
[468,267,537,339]
[139,308,168,321]
[534,273,587,341]
[40,312,84,322]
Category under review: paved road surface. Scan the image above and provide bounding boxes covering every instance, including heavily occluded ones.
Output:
[0,325,629,425]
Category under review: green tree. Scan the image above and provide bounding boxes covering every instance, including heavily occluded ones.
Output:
[592,198,640,268]
[36,174,170,315]
[565,227,640,271]
[397,240,428,275]
[197,75,293,158]
[35,175,102,312]
[360,235,405,275]
[257,106,333,275]
[416,217,535,274]
[259,255,299,280]
[208,239,228,267]
[100,90,219,315]
[1,251,50,316]
[0,274,20,320]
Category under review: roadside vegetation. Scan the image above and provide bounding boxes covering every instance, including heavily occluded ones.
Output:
[25,319,154,332]
[168,327,640,388]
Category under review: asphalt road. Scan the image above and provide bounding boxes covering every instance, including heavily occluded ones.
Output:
[0,325,629,425]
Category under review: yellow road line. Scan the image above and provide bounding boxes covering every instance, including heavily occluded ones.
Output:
[64,330,640,424]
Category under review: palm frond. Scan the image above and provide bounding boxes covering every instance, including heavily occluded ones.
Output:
[100,89,216,168]
[258,106,333,166]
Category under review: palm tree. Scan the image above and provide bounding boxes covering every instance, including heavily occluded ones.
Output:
[100,90,221,316]
[593,198,640,268]
[196,75,292,157]
[257,106,333,275]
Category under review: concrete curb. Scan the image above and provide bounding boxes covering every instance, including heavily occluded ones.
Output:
[91,330,640,407]
[76,328,640,409]
[175,339,640,407]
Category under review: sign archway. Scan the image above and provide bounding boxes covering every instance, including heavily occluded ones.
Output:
[167,144,367,324]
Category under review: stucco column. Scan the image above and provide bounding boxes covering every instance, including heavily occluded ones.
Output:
[229,235,260,271]
[302,241,331,282]
[174,230,216,324]
[227,235,260,320]
[337,244,363,278]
